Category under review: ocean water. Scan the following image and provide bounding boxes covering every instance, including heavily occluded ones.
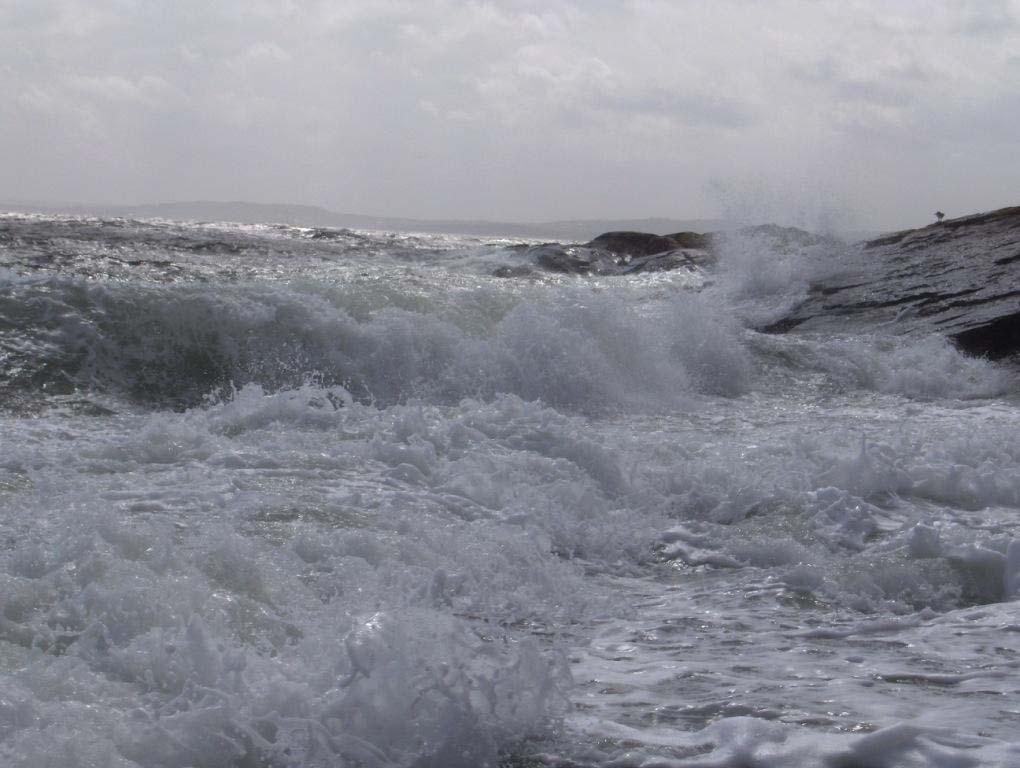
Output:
[1,213,1018,767]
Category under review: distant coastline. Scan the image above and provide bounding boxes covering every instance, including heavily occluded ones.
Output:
[0,199,734,242]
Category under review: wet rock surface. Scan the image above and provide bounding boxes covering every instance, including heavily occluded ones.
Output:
[505,230,716,277]
[761,206,1020,360]
[587,230,712,256]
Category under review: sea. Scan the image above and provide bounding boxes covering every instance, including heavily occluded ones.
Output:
[1,213,1018,767]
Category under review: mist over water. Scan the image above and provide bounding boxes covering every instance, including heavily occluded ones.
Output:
[1,213,1019,767]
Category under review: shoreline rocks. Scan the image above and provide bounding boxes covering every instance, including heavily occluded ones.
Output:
[498,230,717,277]
[493,206,1020,362]
[760,206,1020,360]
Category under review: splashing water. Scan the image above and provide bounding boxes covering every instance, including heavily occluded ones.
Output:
[1,213,1018,767]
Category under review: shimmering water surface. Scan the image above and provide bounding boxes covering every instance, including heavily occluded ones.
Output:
[1,213,1018,767]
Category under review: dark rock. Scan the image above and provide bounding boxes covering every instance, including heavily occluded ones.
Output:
[309,227,359,240]
[586,231,684,257]
[619,251,698,274]
[952,310,1020,360]
[530,244,584,274]
[521,240,709,276]
[528,244,591,274]
[760,205,1020,359]
[526,244,619,275]
[507,229,717,277]
[666,231,713,250]
[586,230,715,259]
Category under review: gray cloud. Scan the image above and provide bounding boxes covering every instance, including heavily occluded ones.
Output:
[2,0,1019,229]
[954,0,1019,37]
[792,59,915,108]
[601,88,756,128]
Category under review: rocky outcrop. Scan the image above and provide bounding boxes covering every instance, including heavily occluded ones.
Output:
[586,230,712,256]
[499,230,715,277]
[529,243,618,275]
[506,226,840,277]
[760,206,1020,359]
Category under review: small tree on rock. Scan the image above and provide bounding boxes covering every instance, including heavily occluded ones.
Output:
[935,211,945,223]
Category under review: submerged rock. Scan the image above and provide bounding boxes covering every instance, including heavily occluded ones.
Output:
[503,230,715,277]
[529,243,618,275]
[761,205,1020,359]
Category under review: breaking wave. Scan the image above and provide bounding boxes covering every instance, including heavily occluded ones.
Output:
[0,271,752,412]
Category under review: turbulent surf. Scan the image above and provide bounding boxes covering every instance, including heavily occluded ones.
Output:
[1,210,1018,767]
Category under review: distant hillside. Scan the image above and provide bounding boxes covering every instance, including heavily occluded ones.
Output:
[0,200,731,241]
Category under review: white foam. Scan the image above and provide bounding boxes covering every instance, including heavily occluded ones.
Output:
[751,332,1013,401]
[4,217,1020,766]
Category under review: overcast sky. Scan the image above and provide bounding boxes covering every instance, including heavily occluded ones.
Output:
[2,1,1018,230]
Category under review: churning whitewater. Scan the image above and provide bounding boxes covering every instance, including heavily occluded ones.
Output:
[1,213,1019,767]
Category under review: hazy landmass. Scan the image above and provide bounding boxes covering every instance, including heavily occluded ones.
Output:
[0,200,732,241]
